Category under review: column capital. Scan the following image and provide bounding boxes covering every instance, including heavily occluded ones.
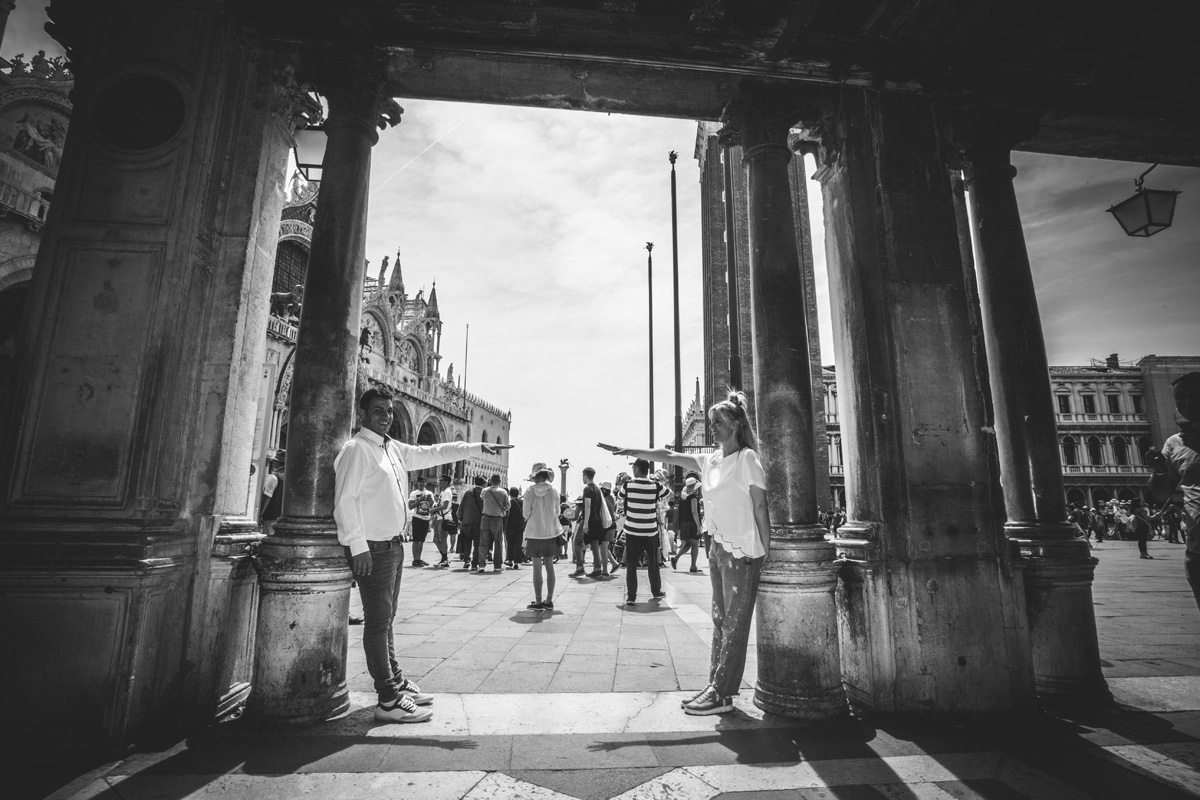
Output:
[301,47,403,139]
[951,105,1040,185]
[719,80,809,154]
[260,48,324,133]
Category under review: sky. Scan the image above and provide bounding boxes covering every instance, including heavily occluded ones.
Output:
[6,5,1197,491]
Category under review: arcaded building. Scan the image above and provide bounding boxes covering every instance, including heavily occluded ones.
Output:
[1,0,1196,752]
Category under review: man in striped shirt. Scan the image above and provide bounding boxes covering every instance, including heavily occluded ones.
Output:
[618,458,670,604]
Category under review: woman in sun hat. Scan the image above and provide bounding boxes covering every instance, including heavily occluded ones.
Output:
[522,462,561,610]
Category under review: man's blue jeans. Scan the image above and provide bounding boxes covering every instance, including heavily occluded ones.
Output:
[349,537,405,703]
[478,515,505,569]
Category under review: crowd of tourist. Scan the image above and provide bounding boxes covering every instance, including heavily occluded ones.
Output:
[397,460,711,591]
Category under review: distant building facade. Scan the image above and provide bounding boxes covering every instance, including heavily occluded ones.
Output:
[0,52,70,408]
[814,356,1195,510]
[253,180,511,498]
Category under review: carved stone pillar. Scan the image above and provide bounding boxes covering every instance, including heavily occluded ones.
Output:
[722,83,847,720]
[248,54,400,724]
[959,111,1109,706]
[813,89,1034,713]
[0,5,301,747]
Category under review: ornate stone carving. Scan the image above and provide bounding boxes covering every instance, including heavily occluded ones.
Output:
[299,47,403,133]
[267,50,323,133]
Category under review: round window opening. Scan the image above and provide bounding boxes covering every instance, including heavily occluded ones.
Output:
[93,75,185,151]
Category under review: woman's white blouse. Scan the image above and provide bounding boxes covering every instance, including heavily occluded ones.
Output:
[701,447,767,559]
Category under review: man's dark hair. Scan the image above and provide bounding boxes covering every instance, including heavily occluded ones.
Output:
[489,473,501,485]
[582,467,596,479]
[473,476,486,486]
[632,458,651,476]
[359,387,393,410]
[439,473,452,483]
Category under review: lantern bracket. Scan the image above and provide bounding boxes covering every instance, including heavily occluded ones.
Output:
[1134,163,1158,191]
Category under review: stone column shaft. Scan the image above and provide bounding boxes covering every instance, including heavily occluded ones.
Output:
[724,84,847,720]
[250,62,396,724]
[815,90,1033,713]
[962,119,1109,705]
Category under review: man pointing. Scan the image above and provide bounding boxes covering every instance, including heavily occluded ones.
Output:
[334,388,511,723]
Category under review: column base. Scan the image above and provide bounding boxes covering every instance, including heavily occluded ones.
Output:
[1008,524,1112,709]
[246,519,353,724]
[754,524,849,720]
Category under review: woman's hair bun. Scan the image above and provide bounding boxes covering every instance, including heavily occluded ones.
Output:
[726,390,746,407]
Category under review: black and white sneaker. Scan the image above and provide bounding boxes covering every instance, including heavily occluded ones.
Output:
[375,694,432,723]
[396,678,433,706]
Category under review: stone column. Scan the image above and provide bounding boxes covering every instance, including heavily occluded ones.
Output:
[249,54,401,724]
[959,111,1109,706]
[722,83,847,720]
[813,89,1034,713]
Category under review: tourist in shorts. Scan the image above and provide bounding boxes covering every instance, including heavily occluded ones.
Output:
[523,463,561,610]
[408,477,436,567]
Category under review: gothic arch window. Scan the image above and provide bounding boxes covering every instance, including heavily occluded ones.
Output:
[1061,436,1078,466]
[495,435,503,446]
[481,431,489,444]
[1112,436,1129,466]
[1087,436,1104,465]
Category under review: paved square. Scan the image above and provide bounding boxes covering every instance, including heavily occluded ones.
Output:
[32,537,1200,800]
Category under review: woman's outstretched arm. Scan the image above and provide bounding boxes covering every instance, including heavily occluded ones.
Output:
[596,443,702,472]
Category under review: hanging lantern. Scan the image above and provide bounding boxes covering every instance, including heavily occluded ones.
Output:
[293,126,327,182]
[1107,164,1181,237]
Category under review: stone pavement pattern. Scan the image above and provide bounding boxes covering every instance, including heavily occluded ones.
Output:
[21,540,1200,800]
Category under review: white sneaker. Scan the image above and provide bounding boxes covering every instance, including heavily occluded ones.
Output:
[397,678,434,706]
[374,694,432,723]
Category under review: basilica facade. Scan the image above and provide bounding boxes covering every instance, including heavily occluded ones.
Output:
[257,179,511,499]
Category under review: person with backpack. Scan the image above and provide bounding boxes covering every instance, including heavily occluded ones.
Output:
[458,476,485,569]
[600,481,621,574]
[505,486,525,568]
[477,473,510,573]
[573,467,611,578]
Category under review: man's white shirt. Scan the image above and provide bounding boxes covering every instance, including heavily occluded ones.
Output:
[333,427,481,556]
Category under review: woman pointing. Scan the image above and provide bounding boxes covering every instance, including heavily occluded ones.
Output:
[600,390,769,716]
